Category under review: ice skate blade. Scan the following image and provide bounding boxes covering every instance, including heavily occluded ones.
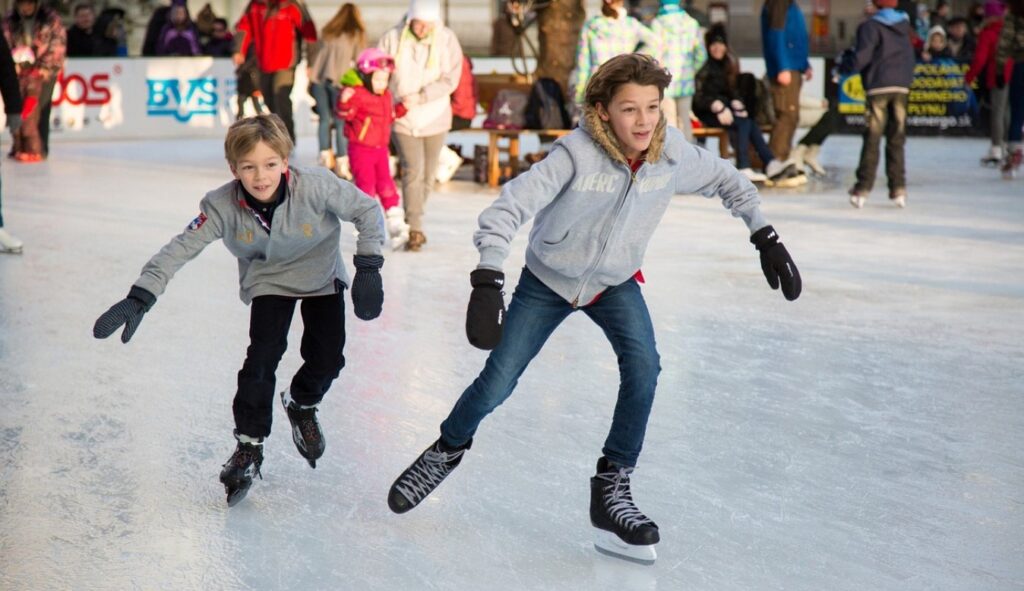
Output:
[593,530,657,565]
[225,484,252,507]
[307,459,316,469]
[0,246,23,255]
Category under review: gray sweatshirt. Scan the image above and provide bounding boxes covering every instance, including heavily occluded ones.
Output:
[133,166,384,304]
[474,106,769,306]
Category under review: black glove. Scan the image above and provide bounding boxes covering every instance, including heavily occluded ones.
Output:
[750,226,801,301]
[466,269,506,350]
[351,254,384,320]
[93,286,157,343]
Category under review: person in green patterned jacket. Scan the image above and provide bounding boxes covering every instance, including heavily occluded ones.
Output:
[572,0,661,105]
[650,0,706,142]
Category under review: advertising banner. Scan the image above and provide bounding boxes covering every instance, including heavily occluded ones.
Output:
[831,57,983,136]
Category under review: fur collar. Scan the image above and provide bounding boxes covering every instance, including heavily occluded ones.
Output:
[580,105,667,167]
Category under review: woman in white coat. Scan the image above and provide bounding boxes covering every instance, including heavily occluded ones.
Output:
[378,0,463,251]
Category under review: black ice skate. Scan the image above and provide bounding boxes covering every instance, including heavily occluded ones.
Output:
[590,457,659,565]
[219,433,264,507]
[387,438,471,514]
[280,389,325,468]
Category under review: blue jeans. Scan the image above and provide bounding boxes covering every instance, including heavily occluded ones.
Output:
[729,116,774,170]
[1008,62,1024,143]
[310,82,347,156]
[440,268,662,467]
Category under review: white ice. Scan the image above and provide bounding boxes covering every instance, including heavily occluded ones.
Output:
[1,134,1022,590]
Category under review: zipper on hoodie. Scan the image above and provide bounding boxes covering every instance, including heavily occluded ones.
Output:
[570,164,637,308]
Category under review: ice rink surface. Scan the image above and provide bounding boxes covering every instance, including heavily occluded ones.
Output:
[1,134,1021,590]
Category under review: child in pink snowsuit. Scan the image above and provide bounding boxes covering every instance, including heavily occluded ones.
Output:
[337,47,410,249]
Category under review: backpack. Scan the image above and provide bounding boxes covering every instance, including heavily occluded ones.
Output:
[483,89,529,130]
[738,73,776,127]
[524,78,571,130]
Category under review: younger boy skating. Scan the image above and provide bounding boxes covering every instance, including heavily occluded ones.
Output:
[93,114,386,506]
[387,54,801,564]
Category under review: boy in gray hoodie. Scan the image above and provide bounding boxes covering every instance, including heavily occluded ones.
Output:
[93,114,386,506]
[386,54,801,564]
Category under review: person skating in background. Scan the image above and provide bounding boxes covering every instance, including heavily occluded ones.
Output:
[92,114,386,506]
[838,0,916,208]
[337,48,410,250]
[649,0,705,142]
[386,53,801,565]
[308,2,365,179]
[377,0,463,252]
[997,0,1024,178]
[966,0,1014,167]
[0,32,24,254]
[761,0,811,164]
[693,25,801,185]
[1,0,65,163]
[573,0,661,105]
[154,0,201,57]
[233,0,317,143]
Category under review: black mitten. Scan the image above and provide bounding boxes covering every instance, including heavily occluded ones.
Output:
[466,269,506,350]
[351,254,384,320]
[93,286,157,343]
[750,226,801,301]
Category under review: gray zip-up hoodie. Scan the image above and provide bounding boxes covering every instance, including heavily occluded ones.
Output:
[133,166,384,304]
[474,107,769,306]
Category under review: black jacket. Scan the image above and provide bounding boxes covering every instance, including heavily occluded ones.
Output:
[693,57,739,126]
[0,33,22,116]
[839,11,916,94]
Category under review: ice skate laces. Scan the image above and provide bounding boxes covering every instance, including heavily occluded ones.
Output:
[597,466,653,531]
[289,406,321,447]
[396,445,465,503]
[226,443,263,479]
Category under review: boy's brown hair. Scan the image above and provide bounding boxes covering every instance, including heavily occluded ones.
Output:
[584,53,672,109]
[224,113,293,167]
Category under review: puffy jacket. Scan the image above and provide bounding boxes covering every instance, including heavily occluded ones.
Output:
[337,80,407,149]
[692,57,740,126]
[573,14,661,103]
[1,4,66,77]
[235,0,316,73]
[378,20,463,137]
[650,8,706,98]
[966,19,1014,89]
[997,12,1024,64]
[838,9,915,95]
[450,55,478,120]
[760,0,810,78]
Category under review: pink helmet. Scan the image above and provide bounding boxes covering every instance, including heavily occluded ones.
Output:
[356,48,395,74]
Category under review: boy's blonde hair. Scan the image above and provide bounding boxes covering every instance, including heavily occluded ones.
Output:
[584,53,672,109]
[224,113,293,167]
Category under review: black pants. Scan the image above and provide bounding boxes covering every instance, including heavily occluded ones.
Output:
[234,288,346,438]
[259,68,296,142]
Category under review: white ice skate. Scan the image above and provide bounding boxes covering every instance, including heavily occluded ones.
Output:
[980,145,1003,168]
[0,228,24,254]
[593,529,658,565]
[386,207,410,251]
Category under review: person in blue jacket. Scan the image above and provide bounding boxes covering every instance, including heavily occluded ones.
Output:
[385,53,802,565]
[761,0,811,162]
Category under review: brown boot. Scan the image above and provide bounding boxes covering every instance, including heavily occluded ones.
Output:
[406,230,427,252]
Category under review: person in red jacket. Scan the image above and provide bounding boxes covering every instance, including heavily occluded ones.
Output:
[233,0,317,142]
[450,54,477,130]
[966,0,1015,166]
[337,48,410,250]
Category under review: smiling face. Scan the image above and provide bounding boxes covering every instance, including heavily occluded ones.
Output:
[231,141,287,202]
[597,82,662,161]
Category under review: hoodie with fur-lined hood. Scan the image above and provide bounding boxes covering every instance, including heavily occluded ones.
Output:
[473,107,769,306]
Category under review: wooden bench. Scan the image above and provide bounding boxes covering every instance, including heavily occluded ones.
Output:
[483,128,573,188]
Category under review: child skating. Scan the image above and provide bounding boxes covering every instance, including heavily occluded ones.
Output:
[387,54,801,564]
[336,47,411,250]
[93,114,386,506]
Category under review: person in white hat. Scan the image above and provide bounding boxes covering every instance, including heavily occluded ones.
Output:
[377,0,464,251]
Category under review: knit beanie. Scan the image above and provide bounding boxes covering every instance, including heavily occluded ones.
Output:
[984,0,1006,17]
[408,0,441,22]
[873,0,898,8]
